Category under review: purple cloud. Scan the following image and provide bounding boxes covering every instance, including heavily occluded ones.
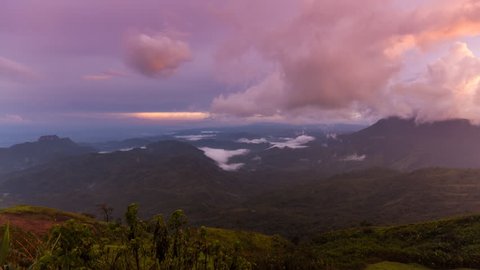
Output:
[0,57,37,82]
[125,33,192,78]
[210,0,480,123]
[83,70,127,81]
[3,0,480,136]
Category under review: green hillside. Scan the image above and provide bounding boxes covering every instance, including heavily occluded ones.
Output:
[2,205,480,269]
[7,159,480,240]
[0,204,299,270]
[309,215,480,269]
[365,261,430,270]
[218,167,480,237]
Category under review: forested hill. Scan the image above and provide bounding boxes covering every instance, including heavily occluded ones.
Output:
[0,135,94,175]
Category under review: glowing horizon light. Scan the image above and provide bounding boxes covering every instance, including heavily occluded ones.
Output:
[121,112,211,121]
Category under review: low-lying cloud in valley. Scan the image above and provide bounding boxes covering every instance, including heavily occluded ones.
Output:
[237,138,269,144]
[236,135,315,149]
[340,153,367,162]
[200,147,250,171]
[268,135,315,149]
[175,134,216,141]
[98,146,147,155]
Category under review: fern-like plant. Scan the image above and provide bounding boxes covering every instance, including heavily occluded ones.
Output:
[0,223,10,268]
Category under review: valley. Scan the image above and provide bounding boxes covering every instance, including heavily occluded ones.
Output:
[3,118,480,268]
[3,118,480,236]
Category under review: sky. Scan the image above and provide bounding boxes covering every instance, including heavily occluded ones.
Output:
[2,0,480,143]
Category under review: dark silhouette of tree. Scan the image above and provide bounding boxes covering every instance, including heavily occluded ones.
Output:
[125,203,141,270]
[150,215,168,264]
[96,203,114,222]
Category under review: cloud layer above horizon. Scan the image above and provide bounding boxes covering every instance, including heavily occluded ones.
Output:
[3,0,480,128]
[211,0,480,123]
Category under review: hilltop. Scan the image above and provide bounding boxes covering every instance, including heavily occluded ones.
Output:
[0,135,94,175]
[339,117,480,170]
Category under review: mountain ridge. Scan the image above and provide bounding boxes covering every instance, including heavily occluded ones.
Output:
[335,116,480,171]
[0,135,95,175]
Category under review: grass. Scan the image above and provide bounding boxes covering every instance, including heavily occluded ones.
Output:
[365,261,478,270]
[206,227,282,251]
[365,261,430,270]
[0,205,94,222]
[4,205,480,269]
[205,227,293,265]
[310,215,480,269]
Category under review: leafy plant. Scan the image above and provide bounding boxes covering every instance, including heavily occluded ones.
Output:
[0,223,10,267]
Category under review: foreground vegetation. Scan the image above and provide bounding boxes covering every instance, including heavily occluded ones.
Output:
[3,205,480,269]
[310,215,480,269]
[0,205,306,270]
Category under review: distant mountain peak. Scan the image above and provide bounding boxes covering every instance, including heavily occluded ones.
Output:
[0,136,95,175]
[374,116,413,124]
[359,116,476,136]
[38,135,61,142]
[373,116,472,126]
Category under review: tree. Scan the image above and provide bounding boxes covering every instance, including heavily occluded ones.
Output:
[150,215,168,264]
[97,203,114,223]
[125,203,141,270]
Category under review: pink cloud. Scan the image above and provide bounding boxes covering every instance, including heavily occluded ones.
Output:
[392,42,480,123]
[83,70,127,81]
[211,0,480,123]
[0,57,37,82]
[212,72,287,117]
[0,114,28,124]
[125,33,192,78]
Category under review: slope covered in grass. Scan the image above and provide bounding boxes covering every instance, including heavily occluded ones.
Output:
[310,215,480,269]
[0,205,303,269]
[3,205,480,269]
[365,261,430,270]
[0,205,95,235]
